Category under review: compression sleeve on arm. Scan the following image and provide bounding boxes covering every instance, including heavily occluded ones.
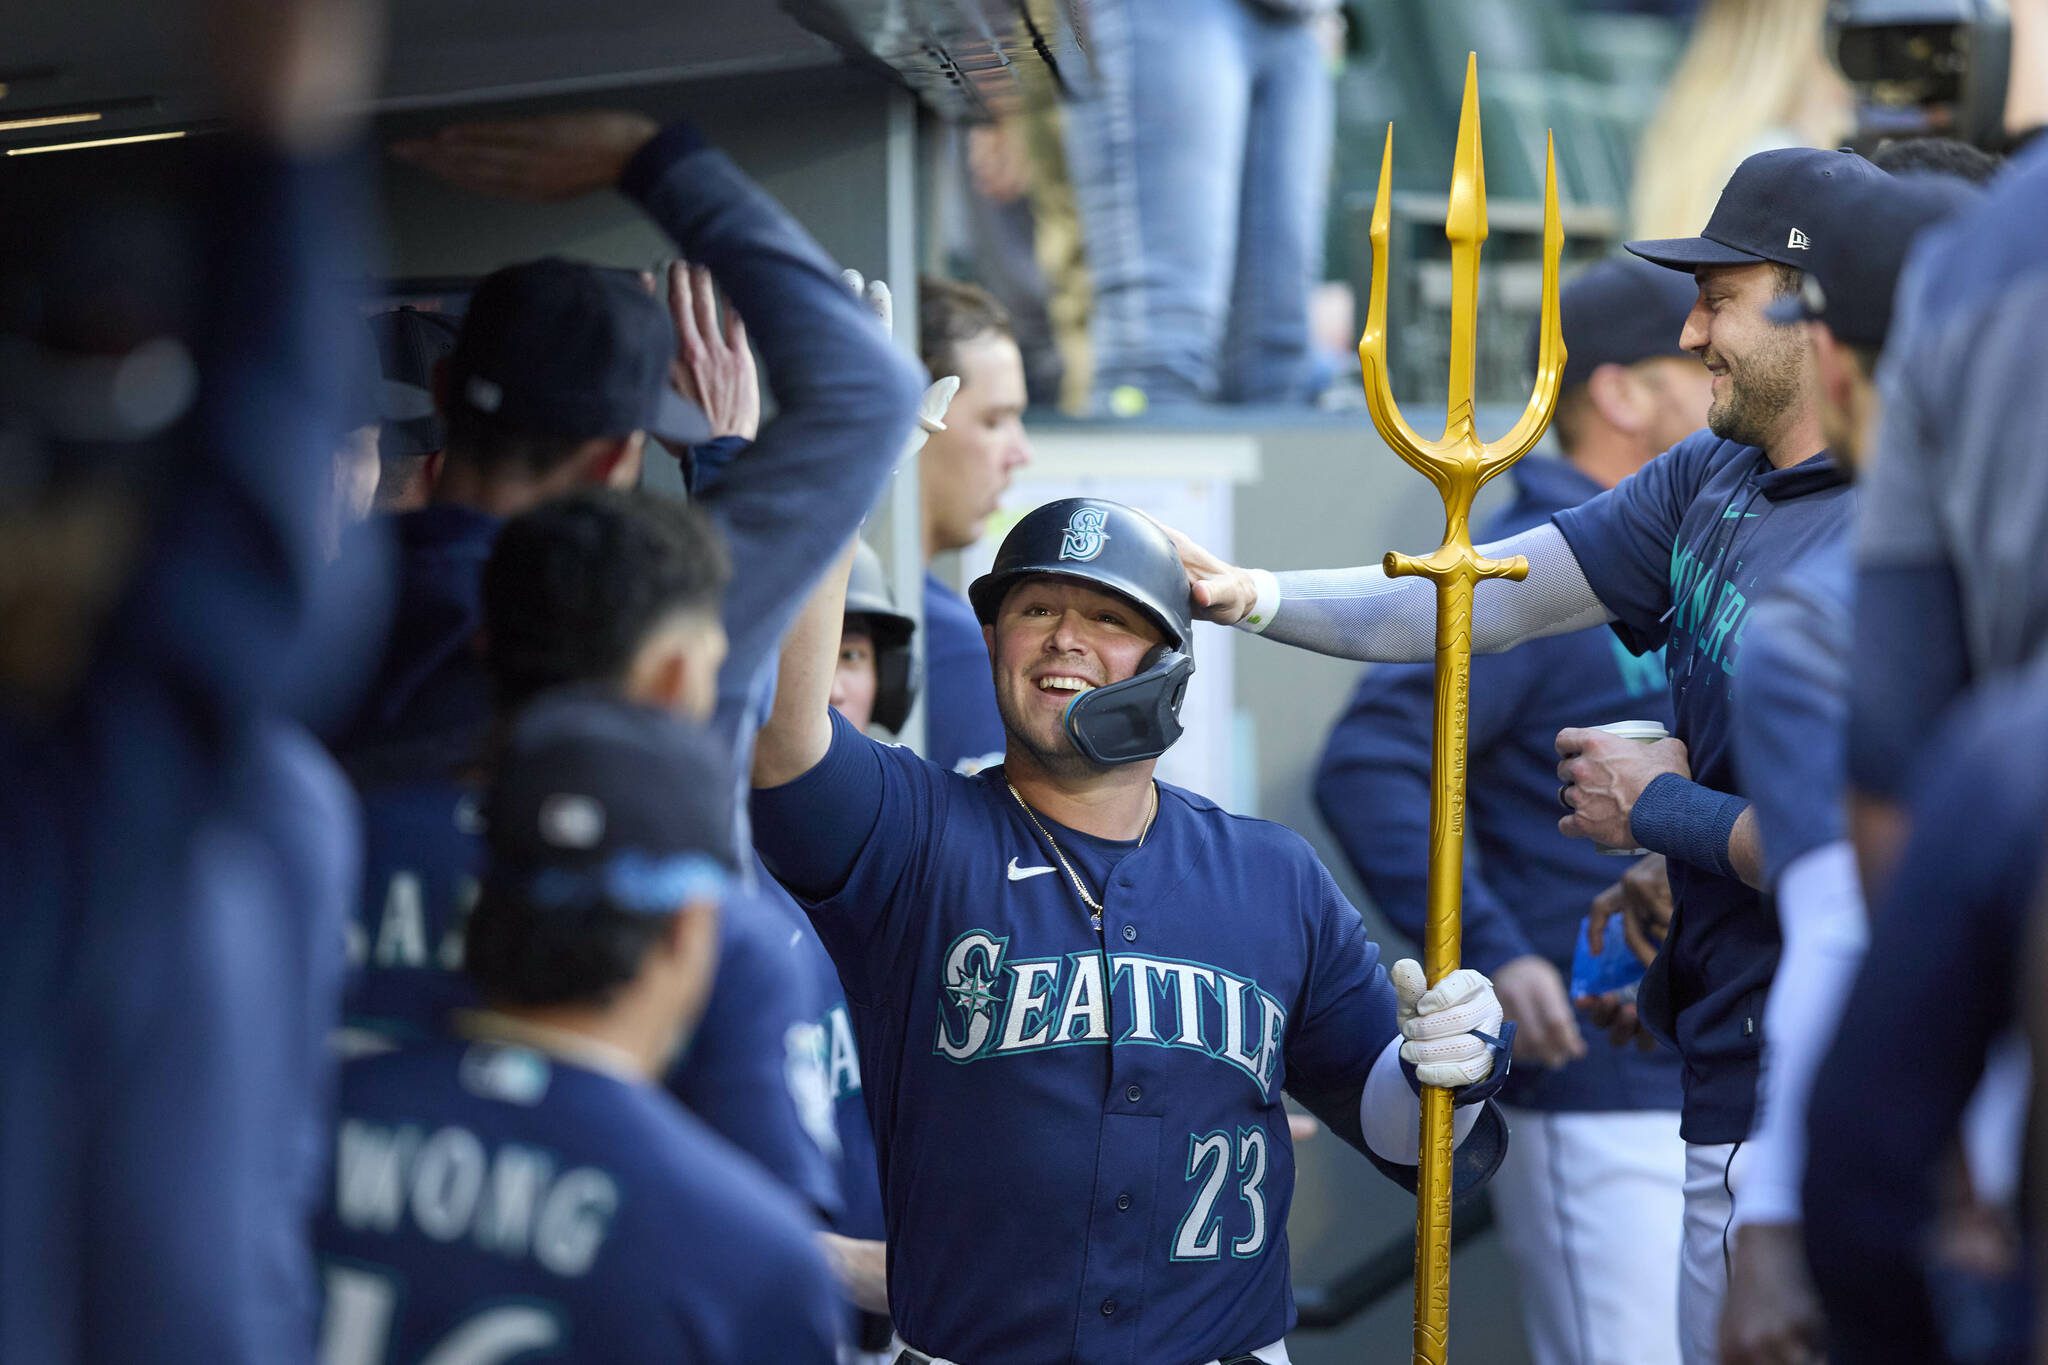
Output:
[1734,840,1867,1228]
[1359,1037,1483,1165]
[1253,524,1614,663]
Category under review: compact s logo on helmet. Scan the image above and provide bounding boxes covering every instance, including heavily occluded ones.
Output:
[1058,505,1112,563]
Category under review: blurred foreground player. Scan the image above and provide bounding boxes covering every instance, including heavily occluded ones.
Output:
[1848,0,2048,883]
[0,0,381,1358]
[316,693,841,1364]
[1316,255,1701,1365]
[754,500,1513,1364]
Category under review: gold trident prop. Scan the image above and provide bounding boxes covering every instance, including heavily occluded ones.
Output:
[1358,52,1565,1365]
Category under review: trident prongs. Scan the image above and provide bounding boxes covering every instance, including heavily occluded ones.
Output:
[1358,51,1567,1365]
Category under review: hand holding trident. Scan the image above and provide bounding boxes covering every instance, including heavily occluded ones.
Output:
[1360,53,1565,1365]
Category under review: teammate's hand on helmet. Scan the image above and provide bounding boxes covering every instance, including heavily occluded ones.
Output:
[1391,959,1504,1088]
[1555,727,1691,849]
[1489,954,1586,1070]
[664,261,758,442]
[392,111,660,201]
[1162,524,1256,625]
[1720,1222,1826,1365]
[1587,852,1674,968]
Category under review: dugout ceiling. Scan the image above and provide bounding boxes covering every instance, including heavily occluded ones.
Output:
[0,0,1080,152]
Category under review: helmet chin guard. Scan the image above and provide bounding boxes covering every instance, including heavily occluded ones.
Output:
[1060,647,1195,765]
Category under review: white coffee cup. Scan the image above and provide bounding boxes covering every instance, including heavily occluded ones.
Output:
[1589,719,1669,855]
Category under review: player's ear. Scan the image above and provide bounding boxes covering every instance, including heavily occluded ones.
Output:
[1585,363,1648,437]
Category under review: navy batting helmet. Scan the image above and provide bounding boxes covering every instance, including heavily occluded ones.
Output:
[967,497,1195,765]
[845,540,919,734]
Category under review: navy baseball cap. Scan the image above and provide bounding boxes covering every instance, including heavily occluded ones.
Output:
[484,691,734,916]
[1765,172,1983,348]
[1626,147,1889,274]
[369,306,460,456]
[448,258,711,447]
[1536,256,1700,392]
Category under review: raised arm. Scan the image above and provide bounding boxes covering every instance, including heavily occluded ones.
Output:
[392,112,924,744]
[754,541,854,790]
[1173,522,1612,663]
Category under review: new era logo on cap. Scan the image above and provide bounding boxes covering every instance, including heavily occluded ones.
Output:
[1787,228,1810,250]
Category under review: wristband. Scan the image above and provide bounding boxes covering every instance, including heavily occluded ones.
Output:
[1234,568,1282,634]
[1629,772,1749,879]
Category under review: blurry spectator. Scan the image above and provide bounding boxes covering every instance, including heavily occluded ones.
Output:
[1869,136,2003,183]
[918,277,1032,773]
[315,692,843,1364]
[367,304,461,511]
[1061,0,1338,410]
[957,121,1065,409]
[1630,0,1852,238]
[0,0,380,1357]
[1317,256,1703,1365]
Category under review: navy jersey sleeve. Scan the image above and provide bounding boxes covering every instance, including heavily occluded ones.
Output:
[1280,857,1401,1152]
[1803,683,2044,1362]
[620,129,924,767]
[1848,562,1971,798]
[665,886,841,1219]
[1316,655,1538,974]
[1551,431,1726,654]
[752,710,949,1003]
[1731,552,1851,886]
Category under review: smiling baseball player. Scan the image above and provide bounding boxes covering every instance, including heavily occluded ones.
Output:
[752,499,1512,1365]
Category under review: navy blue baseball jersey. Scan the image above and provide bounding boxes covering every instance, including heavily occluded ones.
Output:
[1319,456,1682,1113]
[922,572,1007,774]
[314,1033,842,1365]
[345,776,842,1218]
[1551,430,1851,1143]
[753,712,1409,1364]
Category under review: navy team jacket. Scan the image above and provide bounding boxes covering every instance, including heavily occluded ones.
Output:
[1318,456,1682,1113]
[1552,430,1851,1144]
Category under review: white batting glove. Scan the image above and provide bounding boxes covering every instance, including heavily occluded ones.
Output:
[842,269,959,458]
[1392,959,1504,1089]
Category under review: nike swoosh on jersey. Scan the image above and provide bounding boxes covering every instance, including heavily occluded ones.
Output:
[1006,858,1057,881]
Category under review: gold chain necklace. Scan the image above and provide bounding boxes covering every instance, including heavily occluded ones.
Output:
[1005,780,1158,929]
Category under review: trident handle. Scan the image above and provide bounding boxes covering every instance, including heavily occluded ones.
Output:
[1360,52,1564,1365]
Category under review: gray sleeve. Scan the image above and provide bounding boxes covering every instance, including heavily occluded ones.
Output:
[1264,523,1613,662]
